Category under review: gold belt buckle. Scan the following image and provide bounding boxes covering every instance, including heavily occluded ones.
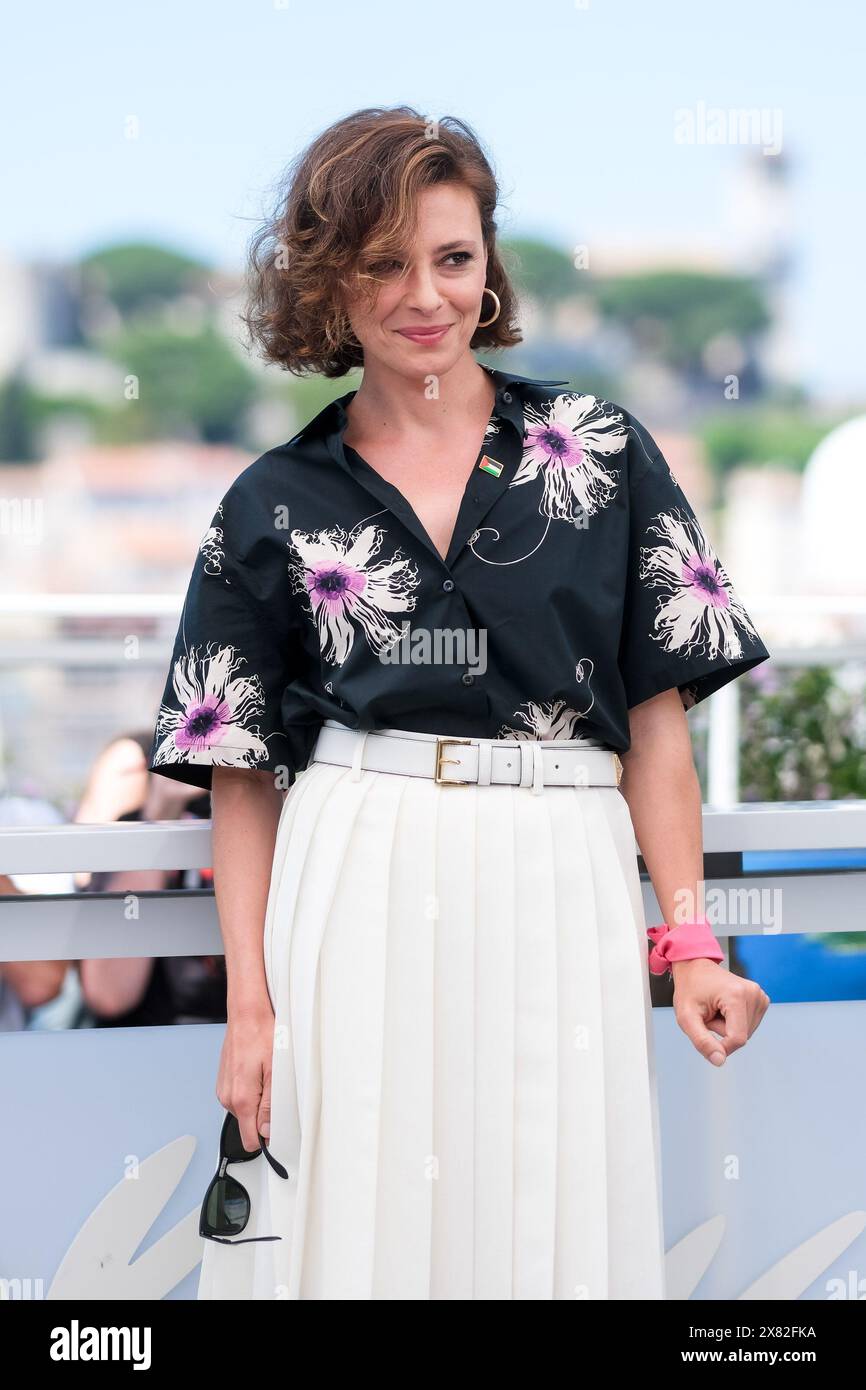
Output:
[434,736,472,785]
[613,753,623,787]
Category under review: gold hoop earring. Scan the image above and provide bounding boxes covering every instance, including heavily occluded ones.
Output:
[477,287,501,328]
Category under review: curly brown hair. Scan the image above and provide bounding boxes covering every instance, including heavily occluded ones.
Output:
[240,106,523,379]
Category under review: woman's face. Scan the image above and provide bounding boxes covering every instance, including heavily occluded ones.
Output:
[344,182,489,378]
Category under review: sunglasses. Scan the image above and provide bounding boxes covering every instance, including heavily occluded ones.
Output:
[199,1109,289,1245]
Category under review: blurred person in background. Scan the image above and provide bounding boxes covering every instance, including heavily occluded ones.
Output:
[74,730,227,1027]
[0,792,74,1031]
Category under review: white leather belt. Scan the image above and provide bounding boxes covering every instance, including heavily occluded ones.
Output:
[312,720,623,792]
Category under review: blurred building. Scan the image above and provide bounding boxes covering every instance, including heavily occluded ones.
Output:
[0,442,249,808]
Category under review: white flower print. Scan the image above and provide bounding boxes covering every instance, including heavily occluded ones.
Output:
[639,509,762,661]
[498,660,597,738]
[151,642,270,769]
[199,504,224,576]
[288,523,420,666]
[510,393,628,521]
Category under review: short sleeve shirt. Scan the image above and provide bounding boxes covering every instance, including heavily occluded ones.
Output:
[146,364,771,790]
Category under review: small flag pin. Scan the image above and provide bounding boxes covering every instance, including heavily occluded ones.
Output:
[478,455,503,477]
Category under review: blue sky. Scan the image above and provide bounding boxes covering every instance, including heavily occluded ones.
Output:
[4,0,863,400]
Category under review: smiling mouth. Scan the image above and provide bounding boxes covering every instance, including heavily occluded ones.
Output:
[395,325,454,340]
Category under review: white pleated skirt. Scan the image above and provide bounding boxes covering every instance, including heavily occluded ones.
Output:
[197,726,667,1301]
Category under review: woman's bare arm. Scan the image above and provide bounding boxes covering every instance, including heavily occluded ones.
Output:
[618,687,769,1063]
[211,767,282,1013]
[210,766,284,1144]
[0,875,68,1008]
[617,688,704,934]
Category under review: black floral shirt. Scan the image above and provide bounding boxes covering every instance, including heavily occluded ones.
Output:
[146,364,771,791]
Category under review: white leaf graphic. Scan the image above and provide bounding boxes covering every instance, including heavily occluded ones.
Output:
[736,1211,866,1300]
[663,1211,866,1301]
[664,1215,726,1299]
[47,1136,202,1301]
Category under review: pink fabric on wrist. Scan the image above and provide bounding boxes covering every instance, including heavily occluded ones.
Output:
[646,917,725,976]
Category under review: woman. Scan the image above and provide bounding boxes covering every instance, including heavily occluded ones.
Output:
[148,107,771,1300]
[74,731,224,1028]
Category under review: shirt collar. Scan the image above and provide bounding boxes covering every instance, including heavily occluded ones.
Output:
[479,365,571,433]
[292,365,573,572]
[287,364,571,453]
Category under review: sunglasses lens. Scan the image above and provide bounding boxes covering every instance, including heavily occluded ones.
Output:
[203,1175,249,1236]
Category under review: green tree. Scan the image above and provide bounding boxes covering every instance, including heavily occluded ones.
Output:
[701,409,835,482]
[501,238,589,304]
[104,326,258,443]
[594,270,769,375]
[80,244,211,318]
[0,371,39,462]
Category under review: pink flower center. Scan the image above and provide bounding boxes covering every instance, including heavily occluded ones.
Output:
[177,696,231,751]
[309,562,366,607]
[683,553,729,606]
[533,425,584,469]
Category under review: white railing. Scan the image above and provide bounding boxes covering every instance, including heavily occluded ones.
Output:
[1,800,864,963]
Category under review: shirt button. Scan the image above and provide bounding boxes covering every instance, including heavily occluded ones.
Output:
[442,578,455,592]
[461,672,474,686]
[502,390,512,403]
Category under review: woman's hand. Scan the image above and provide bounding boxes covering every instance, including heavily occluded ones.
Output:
[216,1003,275,1149]
[671,959,770,1066]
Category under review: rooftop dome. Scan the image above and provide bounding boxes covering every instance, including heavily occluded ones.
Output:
[800,414,866,594]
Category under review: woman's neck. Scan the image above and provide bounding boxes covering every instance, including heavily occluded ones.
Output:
[343,356,496,450]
